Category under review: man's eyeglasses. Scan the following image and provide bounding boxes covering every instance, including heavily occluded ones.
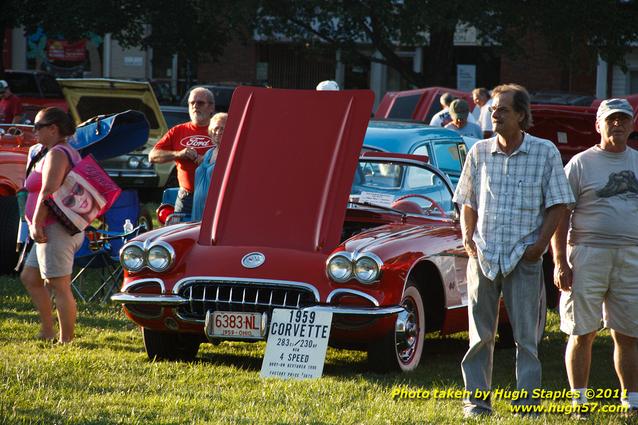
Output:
[62,183,85,208]
[189,100,212,107]
[604,114,632,125]
[34,121,54,131]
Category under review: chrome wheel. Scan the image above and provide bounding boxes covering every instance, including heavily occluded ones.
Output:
[396,298,419,364]
[394,284,425,371]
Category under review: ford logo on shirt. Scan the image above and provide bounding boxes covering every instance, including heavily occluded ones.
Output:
[180,135,213,148]
[241,252,265,269]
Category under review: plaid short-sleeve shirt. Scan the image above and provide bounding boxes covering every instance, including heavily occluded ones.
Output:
[453,133,574,279]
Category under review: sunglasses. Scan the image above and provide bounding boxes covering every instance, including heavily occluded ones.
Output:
[62,183,85,208]
[34,121,54,131]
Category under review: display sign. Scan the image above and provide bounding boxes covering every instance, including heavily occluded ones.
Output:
[260,308,332,380]
[47,40,87,62]
[456,64,476,92]
[359,191,395,208]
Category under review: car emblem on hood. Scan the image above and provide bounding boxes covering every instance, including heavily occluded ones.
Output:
[241,252,265,268]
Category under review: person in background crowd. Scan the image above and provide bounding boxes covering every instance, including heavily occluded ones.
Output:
[551,98,638,415]
[149,87,216,215]
[445,99,483,139]
[316,80,340,91]
[191,112,228,222]
[453,84,574,417]
[429,92,456,127]
[0,80,24,124]
[431,92,478,127]
[472,87,494,138]
[20,107,84,343]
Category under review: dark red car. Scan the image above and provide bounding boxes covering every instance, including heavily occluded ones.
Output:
[3,70,68,123]
[112,87,511,372]
[375,86,477,124]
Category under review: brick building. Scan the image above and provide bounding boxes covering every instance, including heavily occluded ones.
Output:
[4,26,636,106]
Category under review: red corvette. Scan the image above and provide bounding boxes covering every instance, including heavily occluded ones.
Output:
[112,87,509,372]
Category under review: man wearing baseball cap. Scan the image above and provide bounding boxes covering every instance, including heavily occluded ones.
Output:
[552,98,638,415]
[0,80,24,124]
[445,99,482,139]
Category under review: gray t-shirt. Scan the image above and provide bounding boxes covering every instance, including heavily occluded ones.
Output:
[566,145,638,246]
[445,121,482,138]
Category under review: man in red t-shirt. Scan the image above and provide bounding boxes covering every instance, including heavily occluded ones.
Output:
[0,80,24,124]
[149,87,215,214]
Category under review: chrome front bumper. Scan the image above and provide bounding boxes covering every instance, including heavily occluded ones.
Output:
[111,292,405,317]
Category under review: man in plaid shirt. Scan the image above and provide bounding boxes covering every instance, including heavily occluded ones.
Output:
[453,84,574,417]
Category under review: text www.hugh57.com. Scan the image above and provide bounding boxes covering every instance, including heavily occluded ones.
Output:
[510,403,628,415]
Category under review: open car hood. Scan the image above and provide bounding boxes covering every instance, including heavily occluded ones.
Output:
[199,87,374,253]
[56,79,167,151]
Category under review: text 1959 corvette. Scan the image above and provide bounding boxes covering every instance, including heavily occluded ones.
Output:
[111,87,509,372]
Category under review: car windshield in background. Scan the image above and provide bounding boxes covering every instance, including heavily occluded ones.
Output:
[387,94,420,119]
[5,73,63,98]
[161,108,189,128]
[531,92,595,106]
[180,86,235,111]
[351,159,455,218]
[427,142,464,174]
[75,97,160,130]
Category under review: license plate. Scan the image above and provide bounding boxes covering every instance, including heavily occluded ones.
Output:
[205,311,266,339]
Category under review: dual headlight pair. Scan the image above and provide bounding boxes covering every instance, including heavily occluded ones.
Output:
[127,155,152,169]
[120,241,175,273]
[326,252,383,284]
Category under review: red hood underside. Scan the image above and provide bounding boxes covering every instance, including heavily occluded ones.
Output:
[198,87,374,254]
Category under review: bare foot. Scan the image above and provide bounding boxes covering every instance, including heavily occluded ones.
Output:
[37,331,56,342]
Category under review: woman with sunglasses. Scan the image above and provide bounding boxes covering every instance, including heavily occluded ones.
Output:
[20,107,84,343]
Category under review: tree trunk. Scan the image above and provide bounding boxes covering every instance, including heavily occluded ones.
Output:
[0,28,5,77]
[423,28,456,87]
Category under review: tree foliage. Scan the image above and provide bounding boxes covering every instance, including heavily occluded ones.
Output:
[1,0,256,75]
[256,0,638,88]
[141,0,258,65]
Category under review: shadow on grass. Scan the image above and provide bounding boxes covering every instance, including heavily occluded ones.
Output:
[77,309,132,329]
[7,408,66,425]
[195,350,265,371]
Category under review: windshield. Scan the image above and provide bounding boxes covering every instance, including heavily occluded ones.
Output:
[351,159,456,218]
[75,96,160,129]
[162,109,189,128]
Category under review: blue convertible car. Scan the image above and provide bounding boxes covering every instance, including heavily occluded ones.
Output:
[362,119,478,186]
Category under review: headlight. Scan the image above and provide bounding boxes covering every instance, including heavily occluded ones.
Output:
[326,254,353,283]
[147,243,174,272]
[127,156,140,169]
[354,256,381,284]
[121,244,145,272]
[140,157,152,168]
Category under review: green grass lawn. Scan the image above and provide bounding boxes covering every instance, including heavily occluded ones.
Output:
[0,272,630,424]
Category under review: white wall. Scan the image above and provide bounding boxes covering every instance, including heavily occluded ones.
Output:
[612,49,638,96]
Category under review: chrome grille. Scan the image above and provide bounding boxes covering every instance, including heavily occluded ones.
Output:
[176,279,318,322]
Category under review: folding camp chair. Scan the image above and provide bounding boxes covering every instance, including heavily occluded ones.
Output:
[156,187,190,226]
[72,190,147,303]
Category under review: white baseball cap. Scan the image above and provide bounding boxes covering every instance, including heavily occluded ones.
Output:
[596,98,633,121]
[316,80,340,91]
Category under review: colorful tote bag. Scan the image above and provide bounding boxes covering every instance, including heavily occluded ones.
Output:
[44,151,121,234]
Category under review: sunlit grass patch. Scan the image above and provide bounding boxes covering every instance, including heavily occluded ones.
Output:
[0,272,629,424]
